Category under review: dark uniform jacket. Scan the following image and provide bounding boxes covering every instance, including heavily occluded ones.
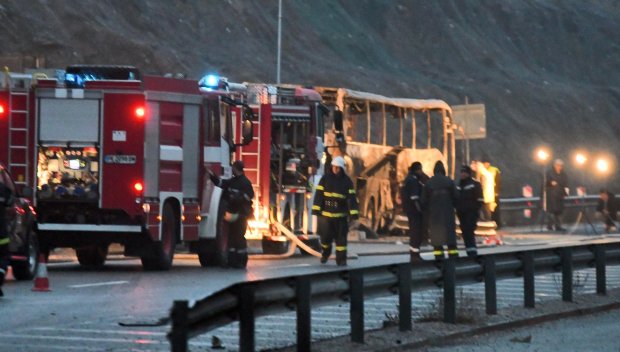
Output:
[312,172,359,220]
[421,174,457,246]
[546,169,568,214]
[401,172,424,216]
[211,173,254,218]
[456,177,483,214]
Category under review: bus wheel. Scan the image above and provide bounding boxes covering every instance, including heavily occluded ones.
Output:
[11,230,40,280]
[142,203,177,271]
[76,244,109,268]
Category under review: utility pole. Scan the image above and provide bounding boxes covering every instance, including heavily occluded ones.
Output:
[276,0,282,84]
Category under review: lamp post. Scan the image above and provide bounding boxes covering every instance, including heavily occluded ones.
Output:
[536,147,551,212]
[276,0,282,84]
[534,147,552,231]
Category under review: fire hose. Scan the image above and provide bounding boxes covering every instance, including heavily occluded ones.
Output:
[249,221,322,259]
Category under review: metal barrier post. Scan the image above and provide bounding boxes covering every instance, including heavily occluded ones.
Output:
[238,287,255,352]
[595,245,606,295]
[484,256,497,315]
[561,248,573,302]
[443,258,456,324]
[523,252,535,308]
[296,277,312,352]
[398,263,412,331]
[169,300,189,352]
[350,270,364,343]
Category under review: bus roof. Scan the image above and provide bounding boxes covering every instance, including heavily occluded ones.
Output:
[338,88,452,113]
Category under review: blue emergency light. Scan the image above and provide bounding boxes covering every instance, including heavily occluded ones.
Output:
[199,74,220,90]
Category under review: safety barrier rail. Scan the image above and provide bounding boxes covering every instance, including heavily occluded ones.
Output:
[168,238,620,352]
[499,194,599,211]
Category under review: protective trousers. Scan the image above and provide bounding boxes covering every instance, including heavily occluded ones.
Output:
[319,217,348,265]
[227,216,248,269]
[432,233,458,261]
[407,213,423,260]
[457,211,478,257]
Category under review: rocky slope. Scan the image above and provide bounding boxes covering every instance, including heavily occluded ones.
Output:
[1,0,618,195]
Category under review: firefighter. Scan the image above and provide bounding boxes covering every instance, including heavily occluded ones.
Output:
[546,159,568,231]
[456,165,483,257]
[421,161,458,261]
[312,156,359,266]
[208,160,255,269]
[0,172,13,297]
[401,161,427,262]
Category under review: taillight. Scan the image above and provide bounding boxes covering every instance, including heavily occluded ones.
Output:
[133,182,144,193]
[135,106,145,119]
[0,104,5,116]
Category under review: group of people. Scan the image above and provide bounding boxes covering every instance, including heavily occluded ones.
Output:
[210,155,617,271]
[402,161,484,262]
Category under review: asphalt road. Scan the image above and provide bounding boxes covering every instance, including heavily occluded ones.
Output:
[0,230,618,351]
[409,308,620,352]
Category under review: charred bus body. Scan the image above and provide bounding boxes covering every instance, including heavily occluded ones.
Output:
[316,87,455,236]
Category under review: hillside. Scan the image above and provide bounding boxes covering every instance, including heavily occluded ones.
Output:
[1,0,619,196]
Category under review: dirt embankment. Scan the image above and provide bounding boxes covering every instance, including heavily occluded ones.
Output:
[1,1,618,195]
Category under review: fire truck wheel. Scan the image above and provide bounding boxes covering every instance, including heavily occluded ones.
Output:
[76,245,109,268]
[261,237,290,255]
[141,203,177,270]
[11,230,40,280]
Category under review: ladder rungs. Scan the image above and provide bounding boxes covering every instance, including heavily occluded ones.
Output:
[9,146,27,149]
[9,164,27,167]
[241,152,259,156]
[9,128,28,131]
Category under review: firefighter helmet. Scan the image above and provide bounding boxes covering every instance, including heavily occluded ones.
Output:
[331,156,346,169]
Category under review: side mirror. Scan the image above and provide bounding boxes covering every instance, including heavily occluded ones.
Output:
[333,110,345,146]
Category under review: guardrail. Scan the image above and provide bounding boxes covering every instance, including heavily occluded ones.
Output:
[167,238,620,352]
[498,195,603,227]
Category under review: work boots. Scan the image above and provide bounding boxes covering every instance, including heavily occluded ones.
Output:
[320,251,330,264]
[336,250,347,266]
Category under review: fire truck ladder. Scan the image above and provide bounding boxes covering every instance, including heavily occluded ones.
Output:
[7,80,31,186]
[238,105,261,189]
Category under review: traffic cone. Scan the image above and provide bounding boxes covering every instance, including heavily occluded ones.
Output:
[5,266,15,281]
[32,254,51,292]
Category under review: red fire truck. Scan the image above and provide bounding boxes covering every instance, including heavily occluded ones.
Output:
[234,84,327,255]
[0,66,329,269]
[0,65,254,270]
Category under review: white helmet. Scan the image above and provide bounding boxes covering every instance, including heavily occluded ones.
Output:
[331,156,346,169]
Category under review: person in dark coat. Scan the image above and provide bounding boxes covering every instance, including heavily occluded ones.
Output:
[596,189,617,233]
[0,173,14,297]
[208,160,255,268]
[401,161,427,262]
[545,159,568,231]
[421,161,458,261]
[312,156,359,266]
[456,165,483,257]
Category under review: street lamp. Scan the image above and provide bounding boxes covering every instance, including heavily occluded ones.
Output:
[534,147,552,229]
[596,157,610,174]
